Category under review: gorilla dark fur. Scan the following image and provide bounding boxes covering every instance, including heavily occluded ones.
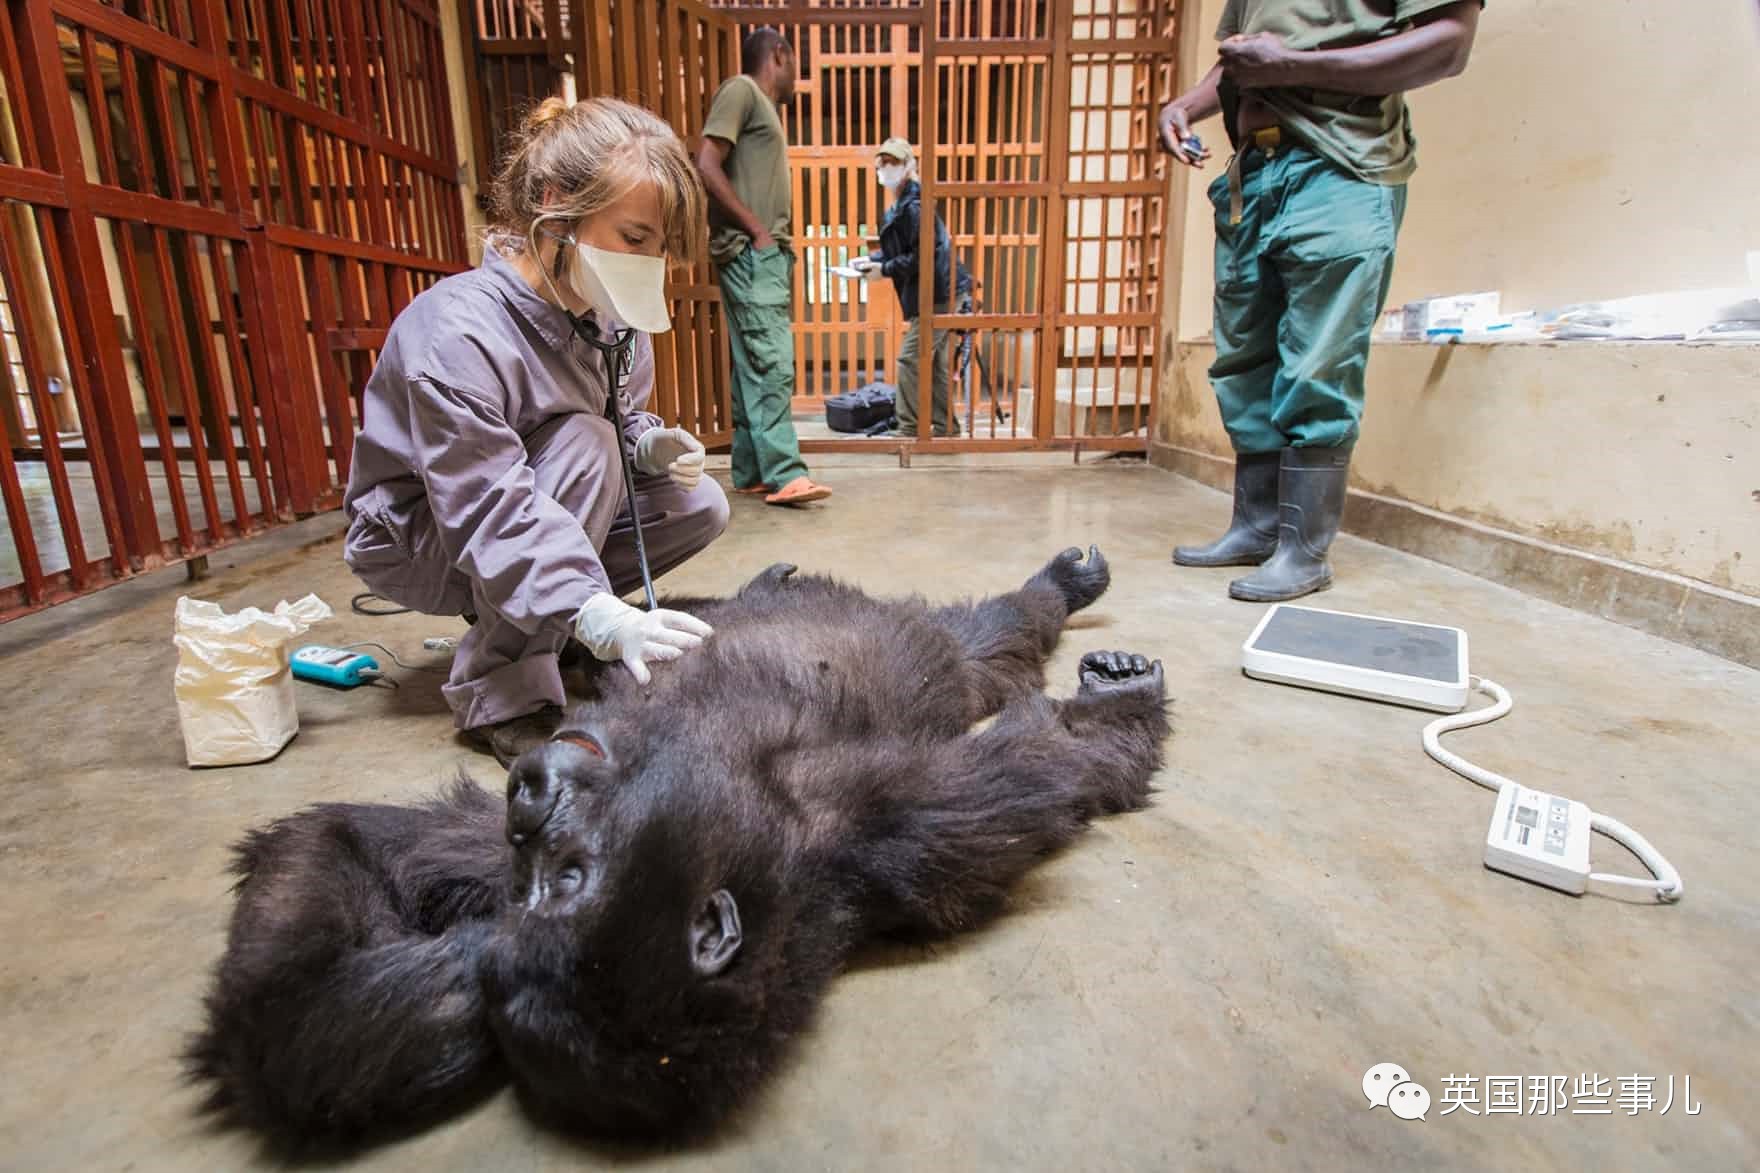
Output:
[187,546,1170,1147]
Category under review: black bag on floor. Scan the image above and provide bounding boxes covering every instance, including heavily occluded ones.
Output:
[825,382,896,433]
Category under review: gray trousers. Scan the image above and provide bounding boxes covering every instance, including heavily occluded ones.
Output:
[350,411,729,730]
[896,304,958,436]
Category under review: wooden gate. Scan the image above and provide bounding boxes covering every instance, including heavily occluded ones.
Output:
[0,0,468,622]
[708,5,911,415]
[706,0,1175,451]
[461,0,738,447]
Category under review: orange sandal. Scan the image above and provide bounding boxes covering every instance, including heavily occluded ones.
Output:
[763,476,833,507]
[732,484,771,495]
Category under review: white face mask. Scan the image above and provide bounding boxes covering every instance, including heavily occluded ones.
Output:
[876,163,907,191]
[543,228,672,334]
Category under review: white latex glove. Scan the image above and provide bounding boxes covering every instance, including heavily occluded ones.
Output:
[852,255,883,282]
[572,593,713,685]
[633,426,706,490]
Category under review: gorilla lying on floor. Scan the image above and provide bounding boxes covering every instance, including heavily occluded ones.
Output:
[187,546,1170,1147]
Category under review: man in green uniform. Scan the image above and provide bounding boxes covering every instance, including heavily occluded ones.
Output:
[696,28,832,507]
[1161,0,1480,600]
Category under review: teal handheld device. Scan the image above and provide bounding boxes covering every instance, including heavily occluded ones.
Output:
[290,644,381,688]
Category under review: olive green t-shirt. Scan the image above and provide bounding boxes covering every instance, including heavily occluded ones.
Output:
[702,74,793,265]
[1217,0,1480,185]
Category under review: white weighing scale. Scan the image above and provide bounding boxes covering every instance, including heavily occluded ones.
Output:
[1240,603,1681,903]
[1242,603,1470,712]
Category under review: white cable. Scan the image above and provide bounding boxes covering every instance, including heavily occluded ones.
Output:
[1422,676,1682,904]
[1421,677,1515,793]
[1586,812,1682,902]
[339,641,450,674]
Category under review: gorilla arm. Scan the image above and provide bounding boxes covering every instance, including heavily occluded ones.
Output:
[185,779,509,1147]
[800,653,1169,938]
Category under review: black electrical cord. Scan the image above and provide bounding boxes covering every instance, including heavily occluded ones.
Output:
[350,591,412,616]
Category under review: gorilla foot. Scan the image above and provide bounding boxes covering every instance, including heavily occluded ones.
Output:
[1078,650,1164,698]
[746,562,800,593]
[1036,545,1111,614]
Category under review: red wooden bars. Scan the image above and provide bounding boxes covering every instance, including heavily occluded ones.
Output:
[1,0,470,621]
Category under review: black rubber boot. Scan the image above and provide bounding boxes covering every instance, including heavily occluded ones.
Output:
[1172,451,1280,567]
[1229,445,1352,602]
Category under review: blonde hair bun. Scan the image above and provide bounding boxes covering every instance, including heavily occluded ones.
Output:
[526,96,570,132]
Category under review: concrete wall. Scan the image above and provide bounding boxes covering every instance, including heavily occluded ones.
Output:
[1163,338,1759,595]
[1154,0,1760,648]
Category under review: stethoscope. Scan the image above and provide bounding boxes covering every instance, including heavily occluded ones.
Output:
[535,221,660,611]
[562,311,658,611]
[524,222,658,616]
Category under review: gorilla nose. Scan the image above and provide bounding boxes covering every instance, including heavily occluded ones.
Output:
[504,738,600,846]
[505,756,563,847]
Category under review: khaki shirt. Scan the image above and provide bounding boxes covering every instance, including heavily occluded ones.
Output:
[702,75,793,265]
[1217,0,1479,185]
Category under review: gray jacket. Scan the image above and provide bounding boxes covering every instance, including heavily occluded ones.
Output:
[342,240,660,636]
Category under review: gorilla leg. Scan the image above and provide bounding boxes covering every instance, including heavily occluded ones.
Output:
[186,780,509,1147]
[932,545,1112,719]
[844,649,1166,936]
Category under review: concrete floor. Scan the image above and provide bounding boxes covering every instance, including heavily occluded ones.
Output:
[2,460,1756,1171]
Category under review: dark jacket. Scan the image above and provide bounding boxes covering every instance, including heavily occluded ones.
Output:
[872,180,952,320]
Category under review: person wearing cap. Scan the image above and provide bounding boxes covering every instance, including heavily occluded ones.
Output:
[1159,0,1479,602]
[695,28,832,506]
[852,138,959,438]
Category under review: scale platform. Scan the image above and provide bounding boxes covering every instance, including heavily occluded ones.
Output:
[1241,603,1470,713]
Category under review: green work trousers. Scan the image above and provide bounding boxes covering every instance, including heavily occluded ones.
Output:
[1208,144,1406,454]
[896,305,958,437]
[715,244,808,489]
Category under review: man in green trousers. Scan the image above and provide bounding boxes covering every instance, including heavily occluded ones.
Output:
[1160,0,1479,600]
[696,28,832,507]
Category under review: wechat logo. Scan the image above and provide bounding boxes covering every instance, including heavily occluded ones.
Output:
[1363,1061,1431,1121]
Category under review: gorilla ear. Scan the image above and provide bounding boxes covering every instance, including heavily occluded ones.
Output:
[689,889,742,977]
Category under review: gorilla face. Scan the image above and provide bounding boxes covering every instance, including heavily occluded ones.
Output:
[499,731,745,975]
[482,729,755,1135]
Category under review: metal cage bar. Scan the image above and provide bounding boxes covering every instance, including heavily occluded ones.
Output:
[1,0,470,621]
